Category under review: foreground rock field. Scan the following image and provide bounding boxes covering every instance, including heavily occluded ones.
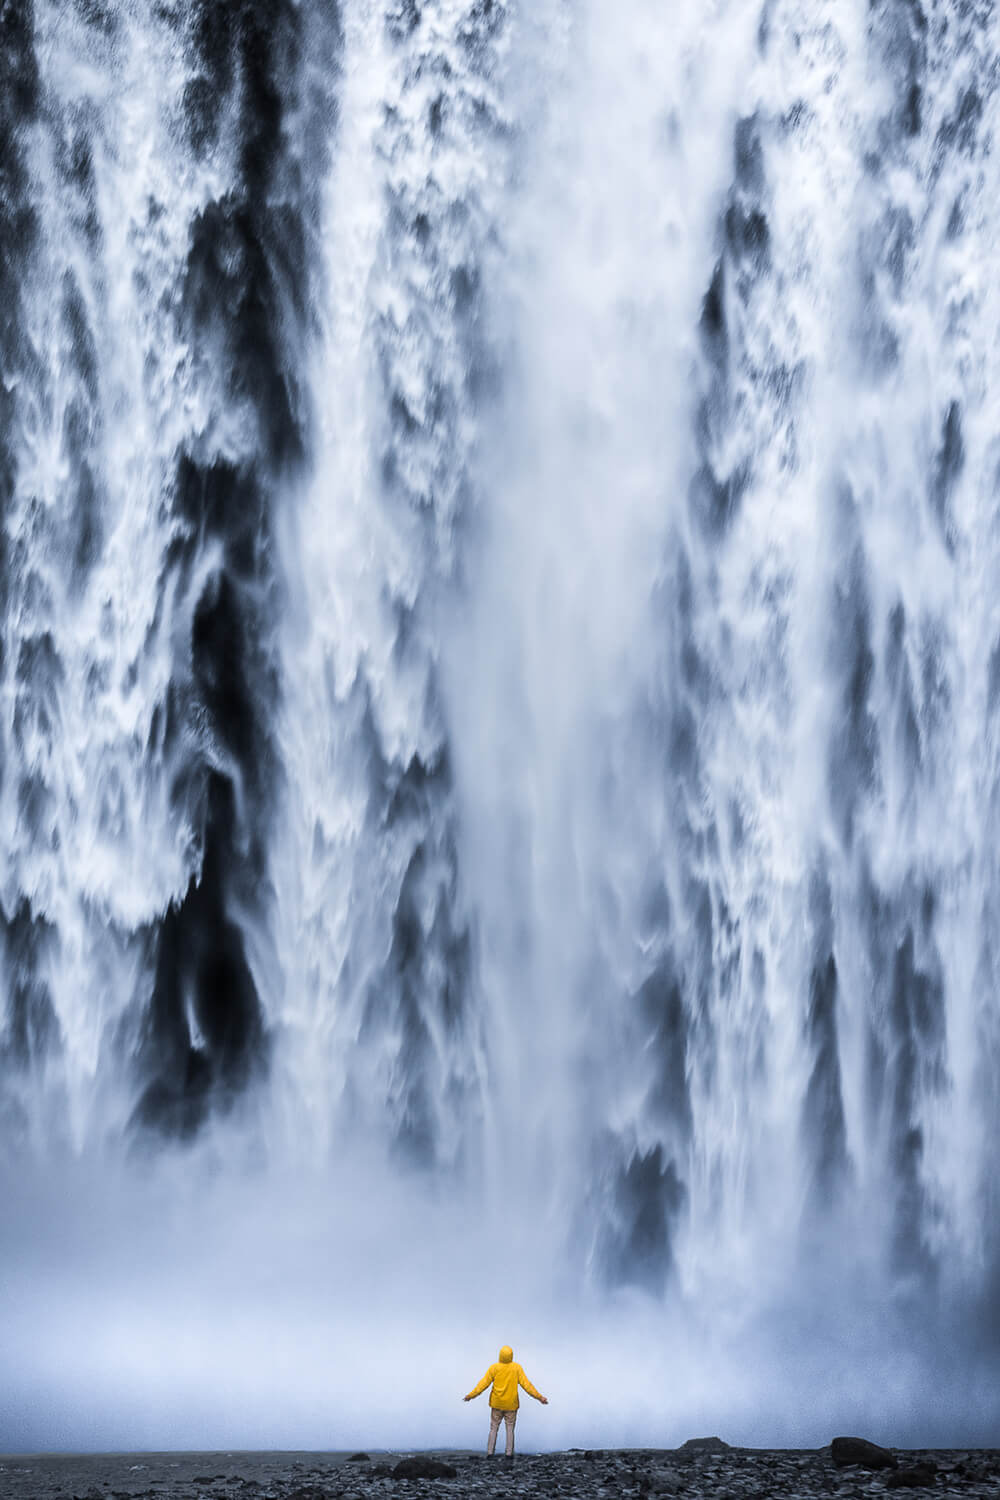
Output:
[1,1440,998,1500]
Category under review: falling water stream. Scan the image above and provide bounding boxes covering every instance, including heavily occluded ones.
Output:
[2,0,1000,1453]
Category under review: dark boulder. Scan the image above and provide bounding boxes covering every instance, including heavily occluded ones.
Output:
[887,1463,937,1488]
[678,1437,732,1453]
[831,1437,898,1469]
[391,1457,458,1480]
[347,1453,371,1463]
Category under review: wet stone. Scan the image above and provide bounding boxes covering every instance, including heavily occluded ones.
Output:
[389,1458,458,1481]
[832,1439,899,1471]
[886,1466,938,1489]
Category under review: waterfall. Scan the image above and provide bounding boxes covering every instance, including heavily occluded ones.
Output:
[2,0,1000,1452]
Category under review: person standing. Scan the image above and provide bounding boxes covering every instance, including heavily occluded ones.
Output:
[463,1344,548,1456]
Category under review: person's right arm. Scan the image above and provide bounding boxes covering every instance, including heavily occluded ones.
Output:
[463,1365,495,1401]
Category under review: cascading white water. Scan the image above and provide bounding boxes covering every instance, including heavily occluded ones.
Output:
[2,0,1000,1455]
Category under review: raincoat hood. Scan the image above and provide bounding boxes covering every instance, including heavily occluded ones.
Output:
[498,1346,513,1363]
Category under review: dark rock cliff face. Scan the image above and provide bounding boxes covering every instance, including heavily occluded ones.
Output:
[131,0,339,1137]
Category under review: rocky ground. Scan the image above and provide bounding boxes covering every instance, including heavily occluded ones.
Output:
[1,1439,998,1500]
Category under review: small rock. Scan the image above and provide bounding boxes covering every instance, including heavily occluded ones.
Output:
[886,1464,937,1489]
[650,1467,682,1495]
[831,1437,898,1470]
[390,1458,458,1481]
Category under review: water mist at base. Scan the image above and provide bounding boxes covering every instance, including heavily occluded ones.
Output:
[3,0,1000,1455]
[2,1155,998,1454]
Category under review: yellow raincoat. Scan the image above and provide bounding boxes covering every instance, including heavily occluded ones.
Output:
[465,1346,544,1410]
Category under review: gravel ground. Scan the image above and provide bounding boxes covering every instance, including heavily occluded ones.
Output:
[1,1443,997,1500]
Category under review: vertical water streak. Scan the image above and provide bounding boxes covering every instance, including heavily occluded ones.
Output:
[268,0,508,1173]
[444,0,774,1283]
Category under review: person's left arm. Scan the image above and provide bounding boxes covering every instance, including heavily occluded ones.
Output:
[517,1367,548,1403]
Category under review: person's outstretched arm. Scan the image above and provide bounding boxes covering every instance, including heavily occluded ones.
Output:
[517,1367,549,1404]
[463,1365,495,1401]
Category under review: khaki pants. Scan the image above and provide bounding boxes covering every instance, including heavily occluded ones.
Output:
[487,1405,517,1456]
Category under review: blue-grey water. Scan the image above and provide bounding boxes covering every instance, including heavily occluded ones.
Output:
[1,0,1000,1456]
